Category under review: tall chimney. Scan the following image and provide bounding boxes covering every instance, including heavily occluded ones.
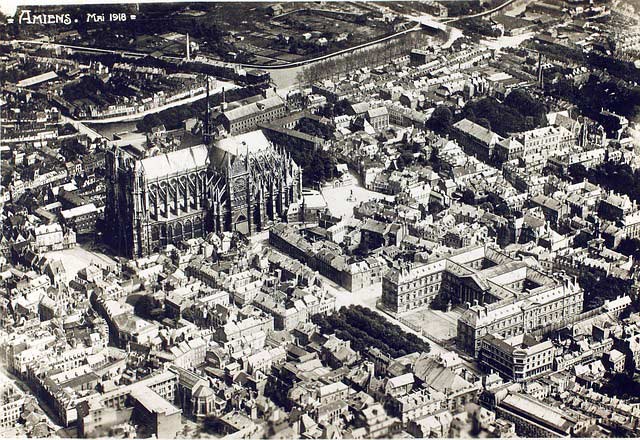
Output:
[221,87,227,111]
[186,33,191,61]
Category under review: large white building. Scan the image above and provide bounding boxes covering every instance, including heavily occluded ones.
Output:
[479,333,555,382]
[382,245,583,356]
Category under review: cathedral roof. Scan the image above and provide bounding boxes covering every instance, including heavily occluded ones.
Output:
[140,145,209,180]
[214,130,272,157]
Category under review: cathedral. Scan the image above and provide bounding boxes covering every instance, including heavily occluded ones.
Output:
[105,85,302,258]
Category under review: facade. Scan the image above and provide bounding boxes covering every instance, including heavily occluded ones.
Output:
[513,125,573,158]
[366,107,390,131]
[457,277,582,356]
[105,124,302,257]
[60,203,99,236]
[0,379,26,428]
[382,258,447,313]
[30,223,76,253]
[452,118,502,162]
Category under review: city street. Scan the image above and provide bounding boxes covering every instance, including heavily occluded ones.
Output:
[0,365,63,434]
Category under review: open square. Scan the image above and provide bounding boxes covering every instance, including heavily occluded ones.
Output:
[402,307,462,343]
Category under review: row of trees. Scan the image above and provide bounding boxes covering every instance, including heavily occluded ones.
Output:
[549,74,640,134]
[616,237,640,261]
[599,373,640,403]
[59,139,88,162]
[394,141,427,172]
[295,118,335,140]
[316,99,352,118]
[529,38,640,85]
[296,30,433,86]
[311,305,430,358]
[63,76,135,102]
[459,89,548,136]
[274,133,335,186]
[578,271,633,311]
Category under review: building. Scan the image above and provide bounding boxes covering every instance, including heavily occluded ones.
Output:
[457,274,582,356]
[494,392,578,437]
[217,94,286,135]
[382,257,447,313]
[479,334,554,382]
[382,245,583,356]
[60,203,99,236]
[0,377,26,429]
[105,123,302,257]
[452,119,503,162]
[78,371,179,438]
[366,107,389,131]
[410,49,430,66]
[30,223,76,253]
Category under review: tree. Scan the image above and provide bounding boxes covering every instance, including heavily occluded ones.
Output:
[572,231,592,249]
[134,295,156,319]
[460,89,547,136]
[617,238,640,260]
[427,106,453,134]
[461,188,476,205]
[311,305,430,358]
[568,163,588,182]
[476,117,491,130]
[578,272,633,311]
[428,200,445,215]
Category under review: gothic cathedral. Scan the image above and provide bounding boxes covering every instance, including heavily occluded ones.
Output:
[105,82,302,258]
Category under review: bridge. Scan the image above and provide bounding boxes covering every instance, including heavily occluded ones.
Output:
[409,15,449,32]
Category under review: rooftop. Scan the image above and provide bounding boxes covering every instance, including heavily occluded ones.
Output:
[140,145,209,181]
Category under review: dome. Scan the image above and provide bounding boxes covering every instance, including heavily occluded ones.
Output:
[193,384,214,399]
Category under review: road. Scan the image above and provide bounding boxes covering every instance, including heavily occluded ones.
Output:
[479,31,535,51]
[8,39,148,58]
[442,0,518,23]
[248,225,453,357]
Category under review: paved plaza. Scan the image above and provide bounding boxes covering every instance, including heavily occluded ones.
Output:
[321,171,393,219]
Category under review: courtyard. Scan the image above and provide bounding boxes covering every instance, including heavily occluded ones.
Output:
[402,306,462,344]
